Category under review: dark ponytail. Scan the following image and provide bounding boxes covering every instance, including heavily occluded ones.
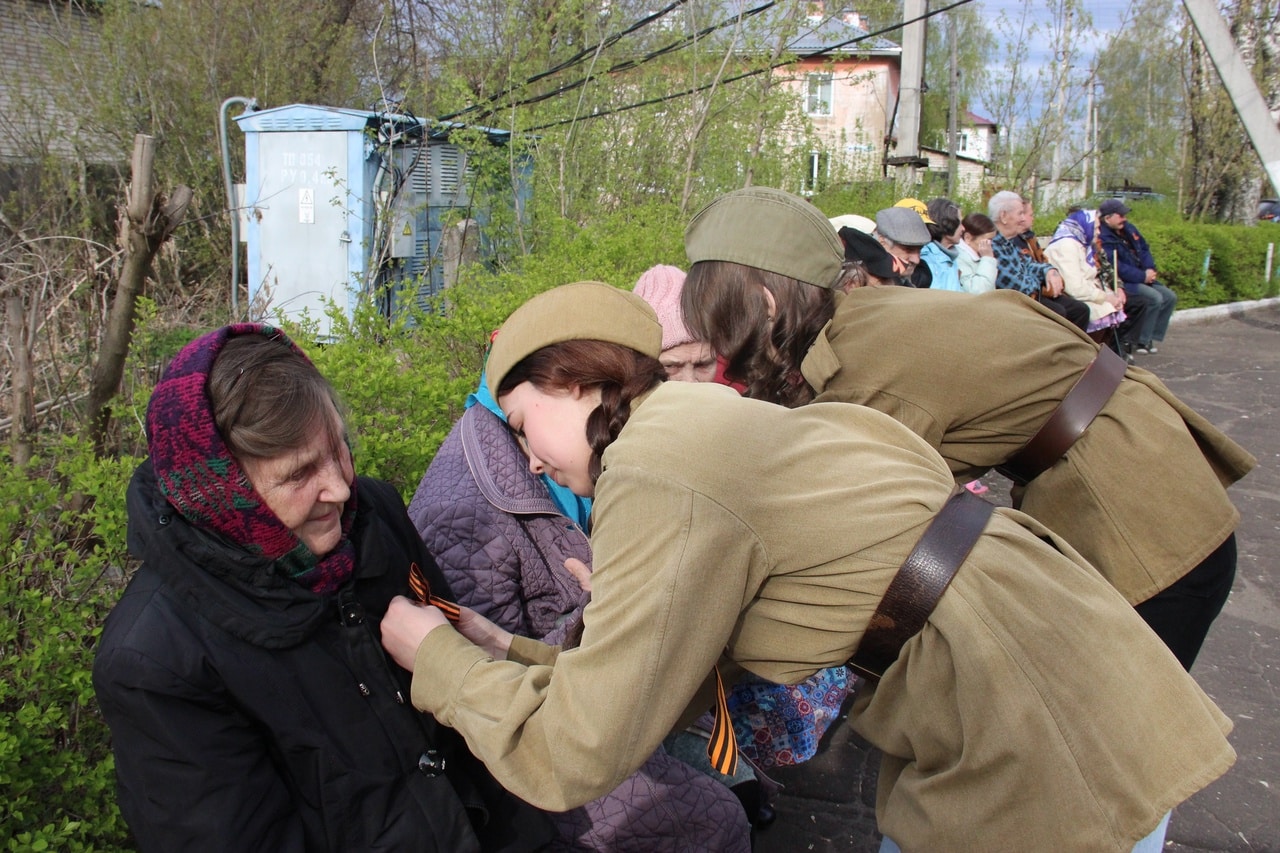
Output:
[682,260,835,407]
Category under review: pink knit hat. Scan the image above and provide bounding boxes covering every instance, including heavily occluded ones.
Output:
[633,264,696,351]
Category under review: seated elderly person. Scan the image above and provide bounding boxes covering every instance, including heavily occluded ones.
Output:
[988,190,1089,330]
[893,198,936,288]
[1045,207,1147,360]
[873,206,932,287]
[837,227,898,289]
[92,324,553,852]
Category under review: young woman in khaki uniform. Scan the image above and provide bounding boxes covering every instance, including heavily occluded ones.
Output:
[679,187,1255,672]
[382,282,1235,852]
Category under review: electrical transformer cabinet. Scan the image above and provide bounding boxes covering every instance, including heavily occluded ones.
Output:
[235,104,521,335]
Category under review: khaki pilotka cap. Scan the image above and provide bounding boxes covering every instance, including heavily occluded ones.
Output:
[485,281,664,399]
[684,186,846,289]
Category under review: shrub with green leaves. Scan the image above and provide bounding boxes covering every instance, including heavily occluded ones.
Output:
[1,441,137,852]
[1123,220,1277,308]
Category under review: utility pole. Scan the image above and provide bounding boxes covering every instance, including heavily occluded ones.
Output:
[947,10,959,197]
[889,0,928,190]
[1182,0,1280,194]
[1090,81,1100,195]
[1084,81,1093,196]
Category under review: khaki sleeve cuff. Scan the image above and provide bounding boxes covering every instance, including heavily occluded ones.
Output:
[409,626,490,720]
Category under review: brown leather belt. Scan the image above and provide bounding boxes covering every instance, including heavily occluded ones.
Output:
[996,346,1128,487]
[848,489,994,681]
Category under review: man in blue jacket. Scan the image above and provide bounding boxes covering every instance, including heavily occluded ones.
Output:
[1099,199,1177,354]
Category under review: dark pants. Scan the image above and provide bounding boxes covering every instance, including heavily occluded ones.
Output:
[1134,533,1237,670]
[1117,294,1150,349]
[1040,293,1090,330]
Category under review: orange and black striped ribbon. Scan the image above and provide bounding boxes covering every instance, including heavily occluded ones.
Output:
[412,562,735,772]
[408,562,461,624]
[707,666,739,777]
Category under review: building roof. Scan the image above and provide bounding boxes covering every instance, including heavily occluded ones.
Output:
[921,145,991,166]
[965,110,997,128]
[731,8,900,59]
[786,12,901,57]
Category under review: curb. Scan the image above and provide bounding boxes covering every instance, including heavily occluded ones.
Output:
[1170,295,1280,326]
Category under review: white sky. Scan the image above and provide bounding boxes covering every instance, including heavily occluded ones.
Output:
[967,0,1141,118]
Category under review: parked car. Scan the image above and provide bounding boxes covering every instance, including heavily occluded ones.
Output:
[1259,199,1280,223]
[1088,189,1167,206]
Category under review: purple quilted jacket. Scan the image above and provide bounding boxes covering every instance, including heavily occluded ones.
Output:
[409,405,751,852]
[410,404,591,645]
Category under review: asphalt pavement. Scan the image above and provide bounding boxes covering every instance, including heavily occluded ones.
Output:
[755,298,1280,853]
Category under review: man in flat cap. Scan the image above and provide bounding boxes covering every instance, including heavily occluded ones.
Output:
[874,207,932,288]
[1099,199,1177,354]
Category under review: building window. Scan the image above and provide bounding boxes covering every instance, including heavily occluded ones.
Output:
[804,150,830,193]
[806,74,833,116]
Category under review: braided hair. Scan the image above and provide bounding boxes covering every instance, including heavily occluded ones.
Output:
[496,340,667,483]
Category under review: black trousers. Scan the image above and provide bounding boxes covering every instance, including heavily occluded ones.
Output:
[1039,292,1091,330]
[1133,533,1237,670]
[1117,295,1151,348]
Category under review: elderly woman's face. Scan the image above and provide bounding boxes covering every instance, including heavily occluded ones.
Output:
[240,411,353,556]
[660,341,717,383]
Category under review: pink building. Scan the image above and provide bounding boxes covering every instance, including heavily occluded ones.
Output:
[773,6,902,190]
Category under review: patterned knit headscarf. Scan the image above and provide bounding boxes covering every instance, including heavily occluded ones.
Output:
[146,323,357,594]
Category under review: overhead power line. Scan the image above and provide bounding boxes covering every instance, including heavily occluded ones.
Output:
[520,0,976,133]
[471,1,778,122]
[438,0,691,122]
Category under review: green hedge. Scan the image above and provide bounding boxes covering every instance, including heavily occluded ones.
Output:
[1137,221,1280,307]
[3,196,1275,849]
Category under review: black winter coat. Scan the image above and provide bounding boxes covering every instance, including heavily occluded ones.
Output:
[93,460,553,853]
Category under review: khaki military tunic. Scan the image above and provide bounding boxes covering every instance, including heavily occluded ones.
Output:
[411,382,1234,851]
[802,286,1256,604]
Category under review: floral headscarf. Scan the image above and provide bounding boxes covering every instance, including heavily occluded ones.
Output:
[1049,209,1100,268]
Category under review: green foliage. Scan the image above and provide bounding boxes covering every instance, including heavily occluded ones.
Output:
[288,198,687,500]
[810,180,905,220]
[1140,221,1278,308]
[920,6,995,152]
[0,441,138,852]
[1093,0,1184,195]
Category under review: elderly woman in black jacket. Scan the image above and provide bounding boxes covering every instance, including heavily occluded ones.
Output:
[92,323,551,852]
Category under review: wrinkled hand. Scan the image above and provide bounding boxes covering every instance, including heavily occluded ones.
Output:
[455,606,514,660]
[1144,268,1157,284]
[563,557,593,593]
[1105,291,1124,309]
[382,595,450,671]
[1044,269,1065,298]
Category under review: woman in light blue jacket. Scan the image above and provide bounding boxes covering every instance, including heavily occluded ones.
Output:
[919,198,965,292]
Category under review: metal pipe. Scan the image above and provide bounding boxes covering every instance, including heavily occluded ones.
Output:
[219,96,259,320]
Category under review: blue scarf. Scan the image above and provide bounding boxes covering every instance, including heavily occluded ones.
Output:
[466,369,594,531]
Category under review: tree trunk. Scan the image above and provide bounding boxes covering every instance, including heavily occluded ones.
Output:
[84,133,192,456]
[6,294,37,468]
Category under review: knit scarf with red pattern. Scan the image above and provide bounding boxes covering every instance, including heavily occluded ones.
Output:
[146,323,357,594]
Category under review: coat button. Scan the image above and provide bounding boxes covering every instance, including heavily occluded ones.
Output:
[340,602,365,625]
[418,749,447,776]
